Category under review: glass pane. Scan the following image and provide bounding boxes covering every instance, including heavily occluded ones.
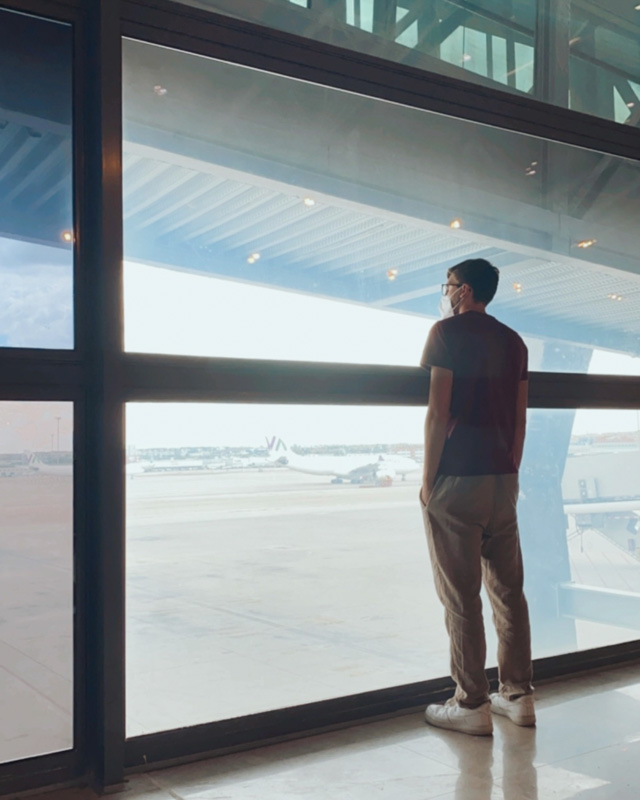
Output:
[123,39,640,374]
[0,402,74,763]
[126,403,640,734]
[522,408,640,656]
[569,4,640,124]
[167,2,640,126]
[0,10,74,349]
[172,0,536,99]
[126,403,433,733]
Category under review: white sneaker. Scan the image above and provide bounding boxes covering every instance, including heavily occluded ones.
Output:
[425,698,493,736]
[490,693,536,727]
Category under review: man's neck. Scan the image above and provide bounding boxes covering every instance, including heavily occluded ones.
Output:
[457,300,487,315]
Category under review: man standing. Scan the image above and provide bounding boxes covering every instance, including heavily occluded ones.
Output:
[420,258,534,736]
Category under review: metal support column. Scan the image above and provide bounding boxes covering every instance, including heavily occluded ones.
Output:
[372,0,396,38]
[534,0,571,107]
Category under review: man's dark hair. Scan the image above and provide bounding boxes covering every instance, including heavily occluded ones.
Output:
[448,259,500,305]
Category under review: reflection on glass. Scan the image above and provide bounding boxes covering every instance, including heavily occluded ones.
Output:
[0,10,74,348]
[570,4,640,124]
[0,402,74,764]
[171,0,537,95]
[126,403,640,734]
[520,408,640,658]
[167,1,640,125]
[123,39,640,373]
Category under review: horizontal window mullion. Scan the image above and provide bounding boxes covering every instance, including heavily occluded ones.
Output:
[0,355,83,396]
[0,0,79,19]
[119,354,640,408]
[120,355,425,405]
[529,372,640,409]
[121,0,640,163]
[0,750,80,796]
[0,353,635,407]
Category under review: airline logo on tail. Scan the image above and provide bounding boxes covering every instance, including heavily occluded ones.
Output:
[265,436,287,453]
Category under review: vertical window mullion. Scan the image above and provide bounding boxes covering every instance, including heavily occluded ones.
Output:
[78,0,126,791]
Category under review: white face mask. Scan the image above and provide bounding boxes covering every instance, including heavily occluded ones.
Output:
[438,286,463,319]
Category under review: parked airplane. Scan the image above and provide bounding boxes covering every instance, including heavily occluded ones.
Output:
[138,459,211,473]
[266,437,421,485]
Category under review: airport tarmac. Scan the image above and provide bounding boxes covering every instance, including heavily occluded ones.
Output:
[0,473,73,764]
[125,468,446,736]
[2,468,640,763]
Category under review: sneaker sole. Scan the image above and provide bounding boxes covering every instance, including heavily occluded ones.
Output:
[425,712,493,736]
[490,705,536,727]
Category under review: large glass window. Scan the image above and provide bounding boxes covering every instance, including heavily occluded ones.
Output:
[0,10,74,349]
[0,403,74,764]
[167,1,640,126]
[126,403,640,734]
[123,39,640,375]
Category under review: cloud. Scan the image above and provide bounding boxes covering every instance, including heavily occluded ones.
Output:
[0,237,71,271]
[0,238,73,348]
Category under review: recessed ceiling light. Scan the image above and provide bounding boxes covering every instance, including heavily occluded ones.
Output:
[303,197,316,207]
[61,230,74,243]
[153,85,168,96]
[577,238,597,249]
[608,293,624,301]
[461,53,472,62]
[513,282,523,293]
[250,252,261,260]
[627,101,636,108]
[449,218,462,229]
[387,269,398,281]
[247,256,256,264]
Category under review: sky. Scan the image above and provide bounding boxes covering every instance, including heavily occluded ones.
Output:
[123,261,431,366]
[124,402,640,451]
[0,402,72,454]
[0,239,73,349]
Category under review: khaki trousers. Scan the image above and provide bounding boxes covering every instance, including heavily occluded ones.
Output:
[422,474,533,707]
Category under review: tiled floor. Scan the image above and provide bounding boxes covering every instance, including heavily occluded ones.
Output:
[27,661,640,800]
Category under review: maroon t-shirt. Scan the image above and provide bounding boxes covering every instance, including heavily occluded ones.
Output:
[420,311,528,476]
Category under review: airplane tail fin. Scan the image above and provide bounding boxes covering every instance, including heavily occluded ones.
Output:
[265,436,288,462]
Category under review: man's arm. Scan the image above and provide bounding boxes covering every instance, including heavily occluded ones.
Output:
[513,379,528,470]
[421,366,453,504]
